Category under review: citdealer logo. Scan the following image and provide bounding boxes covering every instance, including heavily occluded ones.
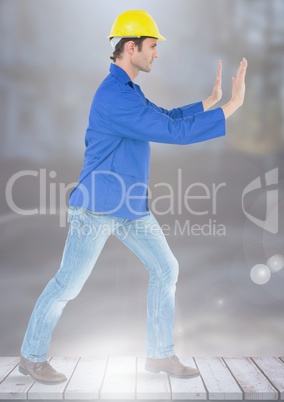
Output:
[242,168,278,234]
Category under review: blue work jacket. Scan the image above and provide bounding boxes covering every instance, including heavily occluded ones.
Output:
[69,63,226,219]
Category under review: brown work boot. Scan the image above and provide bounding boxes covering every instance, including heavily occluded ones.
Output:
[18,356,67,385]
[145,355,200,379]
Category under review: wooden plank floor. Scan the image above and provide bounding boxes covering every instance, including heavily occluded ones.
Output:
[0,357,283,400]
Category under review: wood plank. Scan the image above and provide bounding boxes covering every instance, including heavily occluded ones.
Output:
[252,357,284,399]
[0,362,34,399]
[195,357,242,400]
[28,356,79,400]
[224,357,278,400]
[136,357,171,400]
[169,357,207,400]
[100,356,136,400]
[1,356,284,400]
[65,357,107,400]
[0,358,19,384]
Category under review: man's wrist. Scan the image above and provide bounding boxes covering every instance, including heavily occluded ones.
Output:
[202,95,218,111]
[221,100,239,119]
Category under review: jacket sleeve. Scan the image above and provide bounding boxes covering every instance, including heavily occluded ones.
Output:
[108,89,225,145]
[145,99,204,119]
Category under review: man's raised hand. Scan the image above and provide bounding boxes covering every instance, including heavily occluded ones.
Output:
[231,58,247,108]
[221,58,248,119]
[212,59,223,103]
[202,59,223,111]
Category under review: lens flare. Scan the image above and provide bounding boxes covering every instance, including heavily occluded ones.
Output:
[250,264,271,285]
[266,254,284,273]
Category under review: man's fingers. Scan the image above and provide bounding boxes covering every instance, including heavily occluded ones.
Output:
[214,59,222,89]
[240,58,248,80]
[218,59,222,74]
[216,59,222,81]
[236,58,247,80]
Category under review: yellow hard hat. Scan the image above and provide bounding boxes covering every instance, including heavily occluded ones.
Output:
[108,10,166,41]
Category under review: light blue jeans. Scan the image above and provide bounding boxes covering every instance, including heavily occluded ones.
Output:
[21,207,179,362]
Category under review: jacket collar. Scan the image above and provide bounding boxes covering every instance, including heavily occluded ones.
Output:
[109,63,132,85]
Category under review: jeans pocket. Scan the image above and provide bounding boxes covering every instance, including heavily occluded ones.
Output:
[67,206,83,223]
[83,209,105,226]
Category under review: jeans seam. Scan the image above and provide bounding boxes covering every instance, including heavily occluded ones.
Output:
[116,227,163,357]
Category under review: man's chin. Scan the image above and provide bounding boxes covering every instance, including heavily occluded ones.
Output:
[141,66,152,73]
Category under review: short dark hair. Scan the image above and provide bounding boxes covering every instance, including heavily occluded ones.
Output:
[110,36,150,62]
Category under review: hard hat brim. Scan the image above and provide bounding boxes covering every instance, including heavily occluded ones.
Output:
[107,34,166,41]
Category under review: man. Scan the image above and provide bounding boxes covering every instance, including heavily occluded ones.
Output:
[19,10,247,384]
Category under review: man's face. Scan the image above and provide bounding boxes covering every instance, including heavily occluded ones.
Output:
[132,38,158,73]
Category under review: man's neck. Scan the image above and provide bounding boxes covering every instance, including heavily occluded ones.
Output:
[115,60,139,82]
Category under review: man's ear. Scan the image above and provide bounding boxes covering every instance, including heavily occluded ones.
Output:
[125,40,136,55]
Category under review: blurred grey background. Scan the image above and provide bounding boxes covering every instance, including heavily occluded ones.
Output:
[0,0,284,358]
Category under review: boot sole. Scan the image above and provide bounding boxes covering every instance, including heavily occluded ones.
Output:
[18,365,67,385]
[145,366,200,379]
